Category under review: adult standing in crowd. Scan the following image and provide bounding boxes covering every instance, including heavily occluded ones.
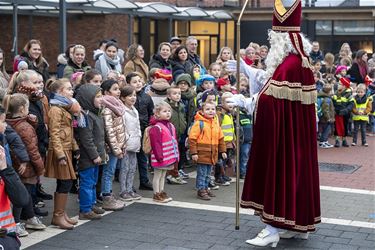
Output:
[95,42,122,80]
[57,44,75,79]
[321,52,336,77]
[63,45,91,80]
[149,42,172,72]
[309,41,324,62]
[15,40,50,82]
[123,44,149,82]
[170,36,182,53]
[171,46,193,82]
[0,48,10,88]
[186,36,205,69]
[348,50,369,84]
[216,47,235,66]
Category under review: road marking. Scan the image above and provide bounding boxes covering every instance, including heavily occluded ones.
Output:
[136,198,375,229]
[187,171,375,195]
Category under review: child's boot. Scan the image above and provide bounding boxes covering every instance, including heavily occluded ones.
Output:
[160,191,173,202]
[51,193,74,230]
[342,139,349,147]
[197,190,211,200]
[334,139,340,147]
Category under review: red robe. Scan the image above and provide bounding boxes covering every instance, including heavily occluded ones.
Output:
[240,53,321,232]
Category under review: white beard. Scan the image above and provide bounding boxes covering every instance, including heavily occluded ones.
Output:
[264,30,313,79]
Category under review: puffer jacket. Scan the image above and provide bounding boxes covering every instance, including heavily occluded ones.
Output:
[165,98,187,140]
[6,115,45,180]
[102,97,126,157]
[189,111,226,165]
[123,105,141,152]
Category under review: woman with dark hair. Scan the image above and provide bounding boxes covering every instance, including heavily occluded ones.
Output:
[0,48,10,88]
[348,50,369,84]
[149,42,172,71]
[123,44,149,82]
[171,46,193,82]
[16,39,50,81]
[63,45,91,80]
[95,42,122,80]
[57,44,75,79]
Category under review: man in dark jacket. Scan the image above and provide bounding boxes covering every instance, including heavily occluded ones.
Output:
[186,36,205,70]
[309,41,324,62]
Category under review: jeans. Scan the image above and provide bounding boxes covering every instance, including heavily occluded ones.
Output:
[240,143,251,176]
[319,122,332,142]
[196,164,212,190]
[137,150,150,185]
[353,120,367,144]
[101,153,118,195]
[79,166,98,213]
[119,152,137,194]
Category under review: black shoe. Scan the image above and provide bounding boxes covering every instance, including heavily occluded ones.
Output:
[342,140,349,147]
[222,175,232,182]
[34,207,48,217]
[139,182,153,191]
[36,184,53,200]
[240,175,245,179]
[334,140,340,148]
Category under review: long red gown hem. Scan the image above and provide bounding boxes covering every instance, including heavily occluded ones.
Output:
[240,200,321,232]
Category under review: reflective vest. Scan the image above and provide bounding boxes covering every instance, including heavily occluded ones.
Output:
[221,113,235,142]
[150,122,179,168]
[353,97,372,122]
[0,178,17,234]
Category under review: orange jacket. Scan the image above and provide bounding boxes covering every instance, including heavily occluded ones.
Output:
[189,112,226,165]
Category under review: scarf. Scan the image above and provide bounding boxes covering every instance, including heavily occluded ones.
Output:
[101,95,126,116]
[356,60,368,81]
[50,93,87,127]
[98,53,122,79]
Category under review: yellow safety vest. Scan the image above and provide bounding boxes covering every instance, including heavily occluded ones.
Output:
[353,97,372,122]
[221,113,235,142]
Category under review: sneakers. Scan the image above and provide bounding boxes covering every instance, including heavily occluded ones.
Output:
[16,223,29,237]
[334,140,340,147]
[119,192,133,202]
[25,216,47,230]
[92,205,105,214]
[160,191,172,202]
[130,192,142,200]
[102,195,124,211]
[208,180,219,190]
[240,174,246,179]
[215,178,230,186]
[222,175,232,182]
[79,211,102,220]
[320,141,334,148]
[342,140,349,147]
[178,170,190,179]
[351,142,357,146]
[197,190,211,200]
[363,142,369,147]
[166,175,187,185]
[153,193,168,203]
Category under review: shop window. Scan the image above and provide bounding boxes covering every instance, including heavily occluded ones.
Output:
[315,20,332,35]
[334,20,374,35]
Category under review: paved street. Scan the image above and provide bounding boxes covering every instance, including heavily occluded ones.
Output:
[22,136,375,249]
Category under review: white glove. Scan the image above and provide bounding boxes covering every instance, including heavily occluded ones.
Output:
[227,94,246,108]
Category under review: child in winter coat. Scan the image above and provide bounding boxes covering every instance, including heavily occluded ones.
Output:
[215,92,235,186]
[4,93,47,231]
[189,101,227,200]
[126,72,154,190]
[100,79,126,211]
[118,86,142,201]
[239,108,253,179]
[75,84,107,220]
[352,84,373,146]
[317,83,335,148]
[45,78,81,230]
[149,101,179,203]
[165,87,188,185]
[333,78,354,147]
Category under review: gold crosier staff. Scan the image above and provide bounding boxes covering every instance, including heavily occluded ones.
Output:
[235,0,249,230]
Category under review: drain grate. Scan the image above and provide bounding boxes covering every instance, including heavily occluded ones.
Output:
[319,162,361,174]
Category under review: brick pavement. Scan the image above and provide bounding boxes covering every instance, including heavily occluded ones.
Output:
[318,136,375,191]
[26,203,375,250]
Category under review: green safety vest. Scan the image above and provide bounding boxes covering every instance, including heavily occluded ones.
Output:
[353,97,372,122]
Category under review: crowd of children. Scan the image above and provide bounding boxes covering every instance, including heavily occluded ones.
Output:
[0,37,374,243]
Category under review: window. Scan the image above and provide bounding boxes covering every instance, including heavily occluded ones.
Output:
[334,20,374,35]
[315,20,332,35]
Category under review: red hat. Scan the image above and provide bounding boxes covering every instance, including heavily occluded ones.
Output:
[340,77,351,88]
[364,75,372,86]
[216,78,230,90]
[272,0,302,32]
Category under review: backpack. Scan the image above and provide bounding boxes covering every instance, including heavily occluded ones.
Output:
[142,124,161,155]
[317,97,331,119]
[184,120,204,157]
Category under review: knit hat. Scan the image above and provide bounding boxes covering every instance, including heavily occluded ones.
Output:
[216,77,230,90]
[176,73,192,86]
[150,78,170,95]
[339,77,351,88]
[197,89,217,108]
[154,69,172,82]
[170,36,182,44]
[364,75,372,86]
[335,65,347,75]
[197,74,215,86]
